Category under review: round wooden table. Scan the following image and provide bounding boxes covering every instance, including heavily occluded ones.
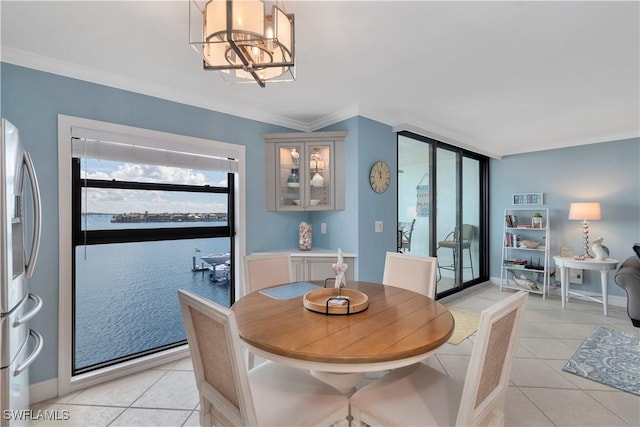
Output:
[231,281,454,393]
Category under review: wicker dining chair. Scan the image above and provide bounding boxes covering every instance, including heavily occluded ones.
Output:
[350,290,528,426]
[178,289,349,427]
[382,251,438,298]
[242,253,294,368]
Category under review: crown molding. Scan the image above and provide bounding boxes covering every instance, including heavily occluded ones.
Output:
[307,104,360,131]
[393,123,502,160]
[0,47,309,132]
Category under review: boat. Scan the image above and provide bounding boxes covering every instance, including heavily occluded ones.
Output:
[201,252,231,266]
[209,262,231,282]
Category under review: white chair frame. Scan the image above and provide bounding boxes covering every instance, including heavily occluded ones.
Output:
[382,251,438,298]
[350,290,528,427]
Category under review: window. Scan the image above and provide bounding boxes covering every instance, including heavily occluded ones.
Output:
[72,156,234,373]
[58,115,245,394]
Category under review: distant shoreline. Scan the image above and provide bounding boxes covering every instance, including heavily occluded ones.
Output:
[109,212,228,223]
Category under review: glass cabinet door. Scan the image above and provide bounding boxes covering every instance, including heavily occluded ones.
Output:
[276,143,305,210]
[307,143,333,210]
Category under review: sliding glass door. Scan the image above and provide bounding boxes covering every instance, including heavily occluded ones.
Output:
[398,132,488,298]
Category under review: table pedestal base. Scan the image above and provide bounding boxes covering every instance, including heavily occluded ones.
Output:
[310,370,365,395]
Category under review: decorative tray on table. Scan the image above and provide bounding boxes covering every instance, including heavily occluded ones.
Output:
[303,288,369,315]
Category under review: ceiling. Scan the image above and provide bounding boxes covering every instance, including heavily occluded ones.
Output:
[1,1,638,158]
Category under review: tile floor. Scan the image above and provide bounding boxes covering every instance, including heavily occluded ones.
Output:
[31,284,639,427]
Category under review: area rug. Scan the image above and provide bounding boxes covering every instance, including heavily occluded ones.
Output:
[446,307,480,344]
[562,326,640,396]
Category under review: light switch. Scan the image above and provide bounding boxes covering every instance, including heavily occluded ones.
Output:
[375,221,383,233]
[321,223,327,234]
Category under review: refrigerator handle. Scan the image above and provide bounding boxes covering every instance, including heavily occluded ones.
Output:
[14,293,43,326]
[14,329,44,377]
[23,151,41,279]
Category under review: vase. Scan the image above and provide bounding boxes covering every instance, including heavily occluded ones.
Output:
[298,222,312,251]
[287,168,300,187]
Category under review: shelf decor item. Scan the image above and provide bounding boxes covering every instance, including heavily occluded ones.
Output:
[532,212,544,228]
[287,168,300,187]
[298,221,312,251]
[331,248,348,289]
[591,237,609,261]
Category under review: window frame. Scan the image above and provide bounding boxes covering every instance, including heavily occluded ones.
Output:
[58,114,245,396]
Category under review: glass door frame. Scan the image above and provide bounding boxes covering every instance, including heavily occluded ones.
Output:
[397,131,489,299]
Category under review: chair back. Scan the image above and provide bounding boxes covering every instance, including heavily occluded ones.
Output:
[461,224,477,243]
[398,219,416,251]
[243,253,293,292]
[456,291,528,426]
[178,289,258,426]
[382,251,438,298]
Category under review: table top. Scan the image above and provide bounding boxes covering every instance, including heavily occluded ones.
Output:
[553,255,619,269]
[231,281,454,368]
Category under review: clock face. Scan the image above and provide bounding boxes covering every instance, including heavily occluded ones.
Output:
[369,161,391,193]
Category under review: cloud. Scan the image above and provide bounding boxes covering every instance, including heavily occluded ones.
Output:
[80,163,227,213]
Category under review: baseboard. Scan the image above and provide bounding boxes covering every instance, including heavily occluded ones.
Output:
[489,276,627,308]
[30,378,58,405]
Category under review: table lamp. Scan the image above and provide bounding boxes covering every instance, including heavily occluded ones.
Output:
[568,202,601,258]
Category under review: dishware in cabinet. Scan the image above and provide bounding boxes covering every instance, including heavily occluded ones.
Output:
[264,131,346,211]
[500,208,550,298]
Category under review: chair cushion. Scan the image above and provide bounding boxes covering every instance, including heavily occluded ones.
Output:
[249,361,348,427]
[350,363,463,426]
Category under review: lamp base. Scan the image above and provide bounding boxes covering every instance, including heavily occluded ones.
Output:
[580,220,592,259]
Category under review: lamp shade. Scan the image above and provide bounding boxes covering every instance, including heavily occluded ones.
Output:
[568,202,601,221]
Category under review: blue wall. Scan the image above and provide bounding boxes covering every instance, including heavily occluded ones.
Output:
[313,117,397,281]
[490,138,640,297]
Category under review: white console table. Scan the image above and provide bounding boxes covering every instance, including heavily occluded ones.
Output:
[553,256,619,316]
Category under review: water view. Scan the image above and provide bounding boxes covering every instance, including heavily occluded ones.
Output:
[74,214,231,370]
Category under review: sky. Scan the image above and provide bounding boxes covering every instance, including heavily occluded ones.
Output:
[80,159,229,214]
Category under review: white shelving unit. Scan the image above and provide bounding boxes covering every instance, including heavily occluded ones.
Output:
[500,208,550,298]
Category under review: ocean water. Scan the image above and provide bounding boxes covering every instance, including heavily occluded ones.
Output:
[75,214,230,370]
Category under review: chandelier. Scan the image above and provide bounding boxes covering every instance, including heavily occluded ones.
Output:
[189,0,295,87]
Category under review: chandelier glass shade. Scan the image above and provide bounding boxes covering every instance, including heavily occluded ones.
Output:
[189,0,295,87]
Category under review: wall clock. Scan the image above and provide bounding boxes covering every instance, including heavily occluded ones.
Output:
[369,161,391,194]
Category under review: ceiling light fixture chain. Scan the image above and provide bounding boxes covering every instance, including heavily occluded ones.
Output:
[189,0,295,88]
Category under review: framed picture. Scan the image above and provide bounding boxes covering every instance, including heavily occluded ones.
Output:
[512,193,544,206]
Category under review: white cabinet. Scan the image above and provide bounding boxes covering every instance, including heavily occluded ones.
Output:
[264,131,346,211]
[499,208,550,298]
[292,255,355,282]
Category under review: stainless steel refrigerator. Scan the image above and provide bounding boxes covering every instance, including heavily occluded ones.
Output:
[0,118,43,427]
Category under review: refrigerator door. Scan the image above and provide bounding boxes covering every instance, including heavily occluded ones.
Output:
[1,329,43,427]
[0,293,42,369]
[12,151,42,279]
[1,119,23,314]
